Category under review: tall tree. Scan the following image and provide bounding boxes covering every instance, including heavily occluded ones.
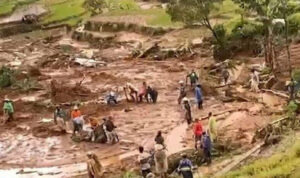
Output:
[166,0,223,45]
[232,0,287,71]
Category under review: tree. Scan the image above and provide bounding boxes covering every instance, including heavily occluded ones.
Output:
[166,0,223,46]
[232,0,288,71]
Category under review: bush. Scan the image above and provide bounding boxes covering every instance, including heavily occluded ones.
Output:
[0,66,15,88]
[229,19,264,40]
[292,69,300,82]
[288,13,300,35]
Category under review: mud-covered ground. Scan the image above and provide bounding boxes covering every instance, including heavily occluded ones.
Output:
[0,28,288,177]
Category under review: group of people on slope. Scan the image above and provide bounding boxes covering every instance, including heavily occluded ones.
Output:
[124,82,158,103]
[138,129,212,178]
[54,105,118,144]
[179,70,203,125]
[138,131,168,178]
[193,112,217,166]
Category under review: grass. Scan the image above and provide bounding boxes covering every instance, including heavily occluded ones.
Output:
[0,0,38,16]
[102,7,182,28]
[222,139,300,178]
[41,0,87,25]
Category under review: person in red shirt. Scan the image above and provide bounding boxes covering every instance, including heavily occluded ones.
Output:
[71,105,81,119]
[193,118,203,149]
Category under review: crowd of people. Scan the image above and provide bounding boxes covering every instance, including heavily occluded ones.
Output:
[2,67,251,178]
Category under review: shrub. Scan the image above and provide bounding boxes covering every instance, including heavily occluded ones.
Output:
[0,66,15,88]
[229,20,264,40]
[288,13,300,35]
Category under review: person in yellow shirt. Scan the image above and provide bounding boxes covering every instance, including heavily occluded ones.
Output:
[208,112,217,142]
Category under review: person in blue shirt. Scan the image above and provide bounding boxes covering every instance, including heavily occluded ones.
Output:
[177,153,193,178]
[195,84,203,109]
[202,131,212,165]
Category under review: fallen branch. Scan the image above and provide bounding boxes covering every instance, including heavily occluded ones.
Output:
[261,89,289,99]
[214,142,264,177]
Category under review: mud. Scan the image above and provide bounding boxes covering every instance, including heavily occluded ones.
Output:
[0,26,289,178]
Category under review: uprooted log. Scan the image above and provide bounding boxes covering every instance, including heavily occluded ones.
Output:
[167,142,228,174]
[253,116,289,143]
[214,142,265,177]
[261,89,289,99]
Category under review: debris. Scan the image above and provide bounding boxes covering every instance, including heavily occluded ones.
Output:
[74,58,106,67]
[124,108,133,112]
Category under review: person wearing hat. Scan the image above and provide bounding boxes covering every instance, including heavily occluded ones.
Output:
[154,144,168,178]
[3,97,14,122]
[71,105,83,136]
[183,97,192,125]
[195,84,203,109]
[86,152,103,178]
[178,80,187,105]
[177,153,193,178]
[186,69,199,88]
[124,83,138,102]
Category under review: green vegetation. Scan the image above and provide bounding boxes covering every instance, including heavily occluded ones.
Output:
[0,0,38,16]
[223,140,300,178]
[0,66,16,88]
[42,0,87,25]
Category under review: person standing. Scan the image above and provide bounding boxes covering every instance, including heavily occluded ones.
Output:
[103,116,119,144]
[193,119,203,149]
[177,153,193,178]
[3,97,14,123]
[138,146,152,178]
[202,132,212,165]
[124,83,138,102]
[208,112,217,142]
[155,130,165,146]
[183,97,192,125]
[221,68,230,85]
[154,144,168,178]
[186,69,199,88]
[250,69,259,92]
[138,82,148,102]
[71,105,83,136]
[195,84,203,110]
[86,152,103,178]
[54,105,67,132]
[178,80,187,105]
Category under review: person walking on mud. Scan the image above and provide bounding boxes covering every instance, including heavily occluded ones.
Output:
[154,144,168,178]
[177,153,193,178]
[138,146,152,178]
[71,105,83,136]
[186,69,199,88]
[195,84,203,109]
[208,112,217,142]
[87,152,103,178]
[183,97,192,125]
[103,116,119,144]
[202,131,212,165]
[54,105,67,132]
[178,80,187,105]
[3,97,14,123]
[124,83,138,102]
[193,119,203,149]
[250,68,259,92]
[155,130,165,147]
[138,82,148,102]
